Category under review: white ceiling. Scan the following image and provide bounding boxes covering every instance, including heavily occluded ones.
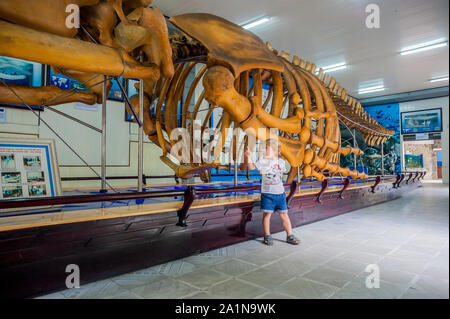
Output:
[155,0,449,99]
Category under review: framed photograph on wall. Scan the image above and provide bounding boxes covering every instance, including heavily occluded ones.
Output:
[48,65,90,93]
[404,154,424,169]
[0,138,62,200]
[108,77,126,102]
[401,108,443,134]
[0,56,46,111]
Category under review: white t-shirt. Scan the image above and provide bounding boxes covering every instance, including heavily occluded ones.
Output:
[255,158,286,194]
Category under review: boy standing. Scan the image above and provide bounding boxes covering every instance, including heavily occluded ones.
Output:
[244,139,300,246]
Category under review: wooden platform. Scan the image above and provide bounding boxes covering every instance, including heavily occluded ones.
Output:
[0,179,389,232]
[0,175,422,298]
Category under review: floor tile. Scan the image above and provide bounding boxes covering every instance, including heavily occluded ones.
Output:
[35,292,66,299]
[107,290,143,299]
[407,275,449,299]
[283,250,335,266]
[255,291,294,299]
[111,269,167,290]
[377,256,428,274]
[275,277,338,299]
[321,237,361,249]
[237,260,300,289]
[176,269,230,290]
[207,279,267,299]
[130,277,200,299]
[322,257,368,276]
[387,249,433,264]
[352,243,395,256]
[400,287,439,299]
[155,261,199,277]
[302,266,356,288]
[211,258,257,277]
[329,277,406,299]
[181,254,228,268]
[182,291,218,299]
[339,251,384,264]
[235,251,281,267]
[60,280,127,299]
[422,264,449,280]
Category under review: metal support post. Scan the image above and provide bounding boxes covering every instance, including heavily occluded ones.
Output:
[138,79,144,192]
[100,75,107,193]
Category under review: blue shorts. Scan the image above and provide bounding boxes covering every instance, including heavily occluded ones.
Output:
[261,193,288,213]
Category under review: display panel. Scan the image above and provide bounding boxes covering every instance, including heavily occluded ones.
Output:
[49,67,125,101]
[401,108,442,134]
[0,138,62,199]
[0,56,45,110]
[48,66,90,92]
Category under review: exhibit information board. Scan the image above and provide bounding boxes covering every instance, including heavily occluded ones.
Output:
[401,108,443,134]
[0,138,62,199]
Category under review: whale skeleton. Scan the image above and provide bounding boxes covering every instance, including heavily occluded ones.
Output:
[0,2,394,182]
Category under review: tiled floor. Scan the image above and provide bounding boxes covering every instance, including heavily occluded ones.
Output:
[37,183,449,299]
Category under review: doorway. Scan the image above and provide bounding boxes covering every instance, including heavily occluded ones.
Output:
[403,138,442,181]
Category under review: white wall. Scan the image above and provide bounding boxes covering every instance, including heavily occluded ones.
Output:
[399,96,449,184]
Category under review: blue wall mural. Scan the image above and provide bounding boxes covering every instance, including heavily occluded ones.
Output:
[364,103,401,174]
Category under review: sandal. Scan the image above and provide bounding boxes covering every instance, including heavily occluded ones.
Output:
[286,234,300,245]
[263,235,274,246]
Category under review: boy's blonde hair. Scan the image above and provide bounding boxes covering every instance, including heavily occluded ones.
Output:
[264,138,282,154]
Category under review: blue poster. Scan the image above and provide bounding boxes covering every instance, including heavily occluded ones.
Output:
[49,67,89,92]
[108,77,125,101]
[364,103,401,174]
[50,68,124,101]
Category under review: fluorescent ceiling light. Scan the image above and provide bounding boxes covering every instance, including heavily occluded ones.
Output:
[400,39,448,55]
[242,17,270,29]
[358,85,385,94]
[429,76,449,83]
[323,65,347,72]
[317,62,347,73]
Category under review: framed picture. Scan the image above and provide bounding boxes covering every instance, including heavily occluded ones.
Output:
[401,108,442,134]
[28,184,47,197]
[23,155,42,168]
[27,171,45,183]
[1,153,15,169]
[2,186,23,199]
[0,138,62,199]
[48,65,126,102]
[48,66,90,93]
[1,172,21,184]
[0,56,45,111]
[405,154,423,169]
[108,77,126,101]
